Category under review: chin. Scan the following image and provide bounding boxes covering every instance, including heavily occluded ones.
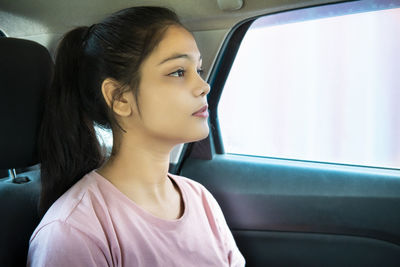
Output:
[184,124,210,143]
[193,125,210,141]
[194,131,210,142]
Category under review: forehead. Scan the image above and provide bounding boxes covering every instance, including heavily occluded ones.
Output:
[150,25,201,63]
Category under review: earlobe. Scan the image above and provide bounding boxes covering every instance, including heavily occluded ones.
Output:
[101,78,132,117]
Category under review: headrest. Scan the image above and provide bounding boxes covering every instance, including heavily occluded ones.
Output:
[0,38,53,169]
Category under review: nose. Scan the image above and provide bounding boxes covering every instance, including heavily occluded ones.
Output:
[200,83,210,97]
[193,77,211,97]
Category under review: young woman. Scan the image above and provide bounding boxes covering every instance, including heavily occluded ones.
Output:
[27,6,245,267]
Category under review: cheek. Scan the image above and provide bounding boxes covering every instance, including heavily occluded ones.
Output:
[137,80,208,141]
[140,88,187,127]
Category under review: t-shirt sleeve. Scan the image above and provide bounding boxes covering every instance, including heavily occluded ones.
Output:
[27,221,110,267]
[204,189,246,267]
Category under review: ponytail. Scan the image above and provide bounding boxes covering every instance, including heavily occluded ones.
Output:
[38,6,183,216]
[38,27,105,215]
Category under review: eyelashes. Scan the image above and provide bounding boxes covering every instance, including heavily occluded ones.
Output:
[168,69,185,77]
[168,68,204,78]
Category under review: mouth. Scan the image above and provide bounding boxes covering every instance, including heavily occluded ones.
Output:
[192,104,209,118]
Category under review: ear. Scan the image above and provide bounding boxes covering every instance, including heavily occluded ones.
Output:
[101,78,132,117]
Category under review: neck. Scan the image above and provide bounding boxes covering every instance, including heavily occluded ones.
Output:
[99,138,173,182]
[96,134,185,220]
[97,130,175,199]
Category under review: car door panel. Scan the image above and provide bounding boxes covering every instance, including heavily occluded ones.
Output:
[180,154,400,266]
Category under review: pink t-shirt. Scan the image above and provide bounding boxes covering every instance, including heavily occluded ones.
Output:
[27,170,245,266]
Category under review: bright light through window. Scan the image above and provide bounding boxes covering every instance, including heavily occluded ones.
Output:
[95,125,113,155]
[218,6,400,169]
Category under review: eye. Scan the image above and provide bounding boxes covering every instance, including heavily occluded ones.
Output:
[168,69,185,77]
[197,68,204,76]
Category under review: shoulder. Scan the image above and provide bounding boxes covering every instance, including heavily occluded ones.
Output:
[27,220,110,266]
[28,171,112,266]
[30,220,94,247]
[31,170,106,242]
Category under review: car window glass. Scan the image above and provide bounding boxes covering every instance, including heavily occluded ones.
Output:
[218,4,400,169]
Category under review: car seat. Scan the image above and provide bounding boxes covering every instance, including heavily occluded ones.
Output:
[0,37,53,267]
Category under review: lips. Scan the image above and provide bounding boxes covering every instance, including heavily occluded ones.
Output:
[192,104,209,117]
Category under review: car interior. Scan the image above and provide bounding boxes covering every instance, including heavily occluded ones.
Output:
[1,0,400,266]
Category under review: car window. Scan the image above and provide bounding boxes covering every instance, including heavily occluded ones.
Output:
[218,3,400,169]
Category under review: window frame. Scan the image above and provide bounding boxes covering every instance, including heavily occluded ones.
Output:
[0,29,7,37]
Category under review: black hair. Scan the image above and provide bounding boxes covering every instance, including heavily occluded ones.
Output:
[38,6,183,215]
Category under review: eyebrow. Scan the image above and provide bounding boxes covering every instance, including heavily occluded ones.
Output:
[158,53,202,65]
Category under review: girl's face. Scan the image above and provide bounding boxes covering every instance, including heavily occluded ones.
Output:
[125,25,210,145]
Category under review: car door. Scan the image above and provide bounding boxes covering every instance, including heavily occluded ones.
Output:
[171,1,400,266]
